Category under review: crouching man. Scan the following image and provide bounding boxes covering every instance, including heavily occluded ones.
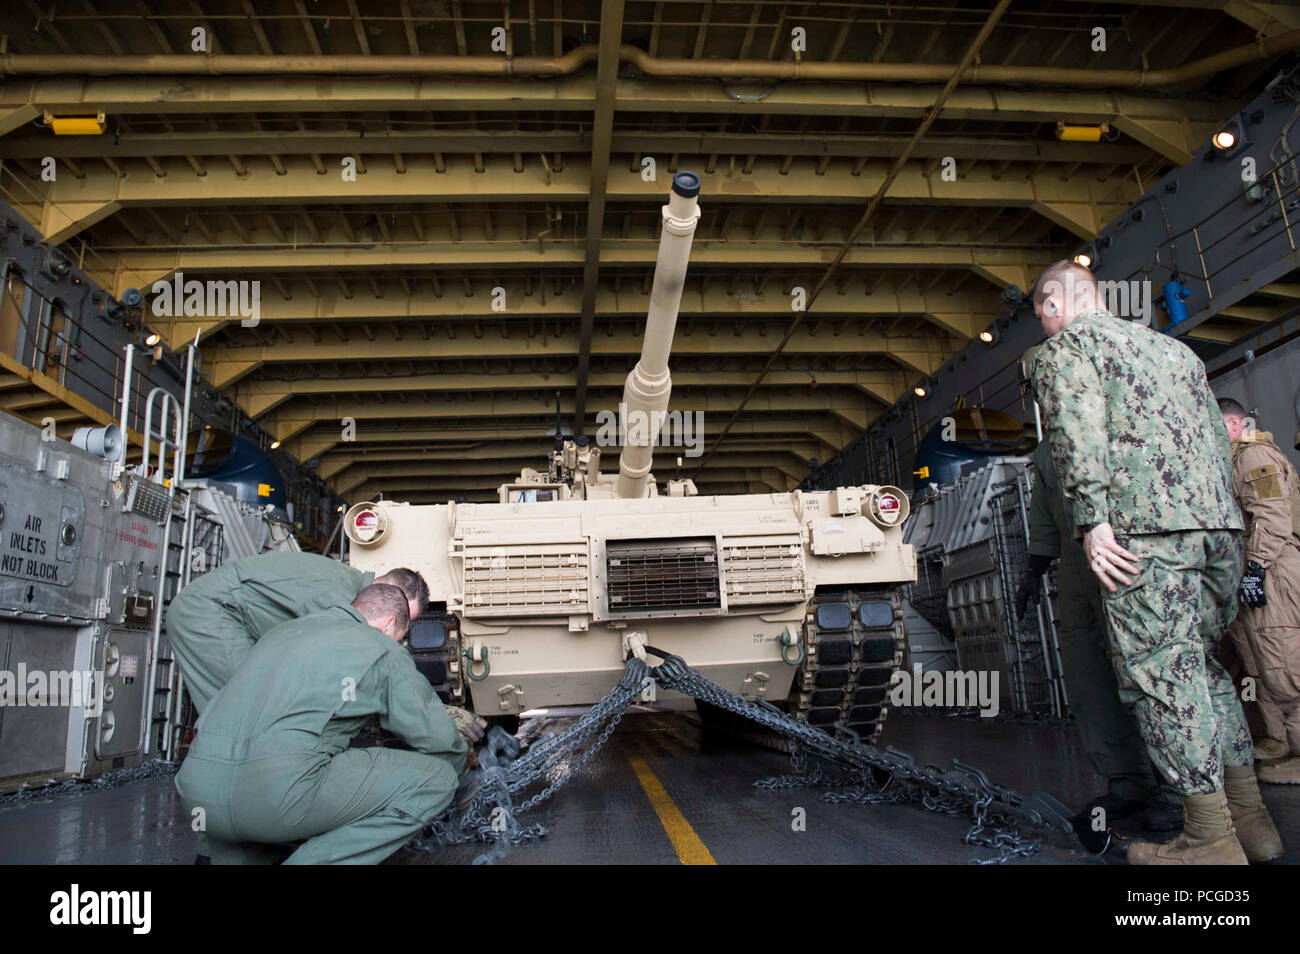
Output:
[176,584,467,865]
[167,550,429,714]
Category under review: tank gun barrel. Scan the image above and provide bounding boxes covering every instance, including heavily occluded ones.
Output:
[616,171,701,499]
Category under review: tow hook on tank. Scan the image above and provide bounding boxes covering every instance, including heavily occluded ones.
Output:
[621,631,649,662]
[779,627,804,666]
[464,641,490,681]
[621,632,656,701]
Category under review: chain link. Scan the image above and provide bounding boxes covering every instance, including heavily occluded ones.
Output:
[413,652,1048,864]
[409,659,648,864]
[647,651,1044,864]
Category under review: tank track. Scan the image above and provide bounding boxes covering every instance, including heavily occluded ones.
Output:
[356,610,464,749]
[792,586,905,744]
[408,610,464,707]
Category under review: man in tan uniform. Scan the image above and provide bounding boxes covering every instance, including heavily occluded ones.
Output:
[1219,398,1300,783]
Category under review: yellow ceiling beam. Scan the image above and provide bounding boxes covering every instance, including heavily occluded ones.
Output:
[348,466,795,499]
[237,369,908,419]
[264,391,882,446]
[208,323,957,389]
[107,241,1060,299]
[315,439,826,481]
[7,129,1152,166]
[156,285,997,353]
[333,452,806,494]
[1,74,1227,128]
[286,417,857,464]
[260,392,878,447]
[30,156,1136,247]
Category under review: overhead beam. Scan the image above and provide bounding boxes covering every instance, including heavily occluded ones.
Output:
[0,75,1230,153]
[23,155,1137,246]
[348,467,795,499]
[261,390,885,445]
[207,318,961,389]
[161,283,987,355]
[286,417,859,465]
[107,241,1060,303]
[333,452,808,494]
[4,130,1154,166]
[237,369,909,419]
[316,439,826,481]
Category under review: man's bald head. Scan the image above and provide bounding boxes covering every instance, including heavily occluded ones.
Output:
[1032,260,1099,336]
[352,583,411,641]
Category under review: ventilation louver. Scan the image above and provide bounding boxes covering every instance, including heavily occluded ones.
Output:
[606,537,721,615]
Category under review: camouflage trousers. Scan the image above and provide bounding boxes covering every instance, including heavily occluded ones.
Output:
[1101,529,1253,796]
[1055,553,1160,803]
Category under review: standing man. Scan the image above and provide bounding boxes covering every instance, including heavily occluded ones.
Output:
[167,551,428,713]
[1218,398,1300,783]
[175,584,468,864]
[1017,430,1179,831]
[1029,260,1282,865]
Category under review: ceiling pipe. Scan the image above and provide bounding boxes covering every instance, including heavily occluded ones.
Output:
[3,31,1299,87]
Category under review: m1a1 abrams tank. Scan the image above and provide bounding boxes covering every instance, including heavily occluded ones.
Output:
[345,172,917,742]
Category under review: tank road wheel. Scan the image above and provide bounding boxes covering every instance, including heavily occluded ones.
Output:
[407,611,465,707]
[792,587,905,745]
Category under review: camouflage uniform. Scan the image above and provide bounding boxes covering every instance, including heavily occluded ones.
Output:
[1031,308,1251,796]
[1028,440,1158,801]
[1227,430,1300,754]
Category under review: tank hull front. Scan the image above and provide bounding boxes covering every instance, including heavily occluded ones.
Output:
[348,488,915,715]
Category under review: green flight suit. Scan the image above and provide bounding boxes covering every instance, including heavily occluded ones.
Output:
[175,603,467,865]
[167,551,373,713]
[1029,440,1158,802]
[1032,309,1251,796]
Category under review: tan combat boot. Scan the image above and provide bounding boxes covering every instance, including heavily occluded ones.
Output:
[1225,764,1285,862]
[1127,790,1248,865]
[1254,738,1290,762]
[1258,755,1300,785]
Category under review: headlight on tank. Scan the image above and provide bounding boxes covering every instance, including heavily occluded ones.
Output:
[864,486,909,528]
[344,502,391,547]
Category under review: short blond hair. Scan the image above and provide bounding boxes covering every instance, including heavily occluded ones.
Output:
[1032,260,1096,308]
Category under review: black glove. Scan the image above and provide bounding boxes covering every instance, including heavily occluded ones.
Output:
[1239,561,1268,609]
[1015,554,1053,619]
[1015,573,1041,620]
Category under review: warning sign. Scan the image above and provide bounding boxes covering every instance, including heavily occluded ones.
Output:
[1,513,65,584]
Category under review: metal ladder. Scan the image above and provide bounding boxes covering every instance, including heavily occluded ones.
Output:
[116,339,200,758]
[163,502,225,758]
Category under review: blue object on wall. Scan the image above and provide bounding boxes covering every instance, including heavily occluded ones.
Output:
[913,425,1008,493]
[187,429,287,511]
[1162,280,1191,328]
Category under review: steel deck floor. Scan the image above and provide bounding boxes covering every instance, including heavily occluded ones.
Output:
[2,707,1297,865]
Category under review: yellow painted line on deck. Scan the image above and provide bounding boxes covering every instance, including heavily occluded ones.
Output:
[628,753,717,865]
